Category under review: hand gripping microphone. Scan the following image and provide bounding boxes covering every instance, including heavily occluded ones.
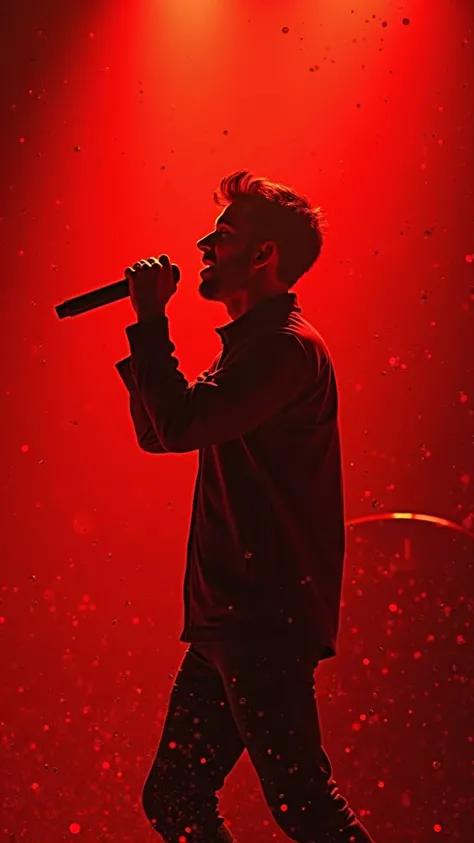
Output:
[55,264,180,319]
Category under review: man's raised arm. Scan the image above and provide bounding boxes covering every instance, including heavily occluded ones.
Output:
[125,316,311,453]
[115,356,169,453]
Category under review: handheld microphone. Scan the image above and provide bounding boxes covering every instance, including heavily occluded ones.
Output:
[55,264,181,319]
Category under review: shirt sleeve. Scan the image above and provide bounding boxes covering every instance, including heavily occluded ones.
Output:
[124,315,310,453]
[115,356,169,453]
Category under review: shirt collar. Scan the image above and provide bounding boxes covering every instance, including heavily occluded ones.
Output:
[215,292,301,348]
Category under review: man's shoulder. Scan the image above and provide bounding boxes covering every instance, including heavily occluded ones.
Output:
[277,312,332,366]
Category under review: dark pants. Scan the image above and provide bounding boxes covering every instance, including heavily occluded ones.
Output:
[142,638,375,843]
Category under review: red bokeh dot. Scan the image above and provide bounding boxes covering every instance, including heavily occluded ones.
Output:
[69,822,81,834]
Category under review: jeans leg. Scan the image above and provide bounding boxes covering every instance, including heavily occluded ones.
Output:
[142,645,244,842]
[195,638,376,843]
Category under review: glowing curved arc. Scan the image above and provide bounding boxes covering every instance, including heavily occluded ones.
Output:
[346,512,474,540]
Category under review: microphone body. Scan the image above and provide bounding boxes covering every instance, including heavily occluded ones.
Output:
[55,264,180,319]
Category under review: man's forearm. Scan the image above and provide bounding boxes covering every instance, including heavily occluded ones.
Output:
[115,357,168,453]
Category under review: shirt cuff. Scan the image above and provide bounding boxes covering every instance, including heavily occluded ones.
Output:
[125,315,169,348]
[115,357,136,390]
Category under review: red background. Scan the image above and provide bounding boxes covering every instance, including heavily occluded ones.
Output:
[1,2,473,841]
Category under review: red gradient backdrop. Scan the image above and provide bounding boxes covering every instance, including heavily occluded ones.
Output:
[1,2,473,841]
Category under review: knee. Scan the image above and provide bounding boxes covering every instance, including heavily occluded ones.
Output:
[142,771,204,837]
[141,777,159,824]
[142,775,175,835]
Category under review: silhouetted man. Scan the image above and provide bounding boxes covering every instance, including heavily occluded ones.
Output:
[116,171,376,842]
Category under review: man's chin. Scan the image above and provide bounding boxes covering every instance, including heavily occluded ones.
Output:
[198,280,221,301]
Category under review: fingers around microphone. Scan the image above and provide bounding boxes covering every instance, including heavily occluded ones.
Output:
[158,254,170,268]
[143,255,170,269]
[125,257,171,278]
[124,260,148,277]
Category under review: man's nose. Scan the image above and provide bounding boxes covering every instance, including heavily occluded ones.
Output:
[197,234,213,252]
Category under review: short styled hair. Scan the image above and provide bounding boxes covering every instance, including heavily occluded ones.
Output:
[213,170,326,288]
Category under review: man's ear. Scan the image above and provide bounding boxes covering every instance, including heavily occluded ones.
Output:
[254,241,277,267]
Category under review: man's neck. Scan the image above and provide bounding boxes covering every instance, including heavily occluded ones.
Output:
[224,287,288,321]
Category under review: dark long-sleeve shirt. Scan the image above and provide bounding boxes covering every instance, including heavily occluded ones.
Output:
[115,292,345,660]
